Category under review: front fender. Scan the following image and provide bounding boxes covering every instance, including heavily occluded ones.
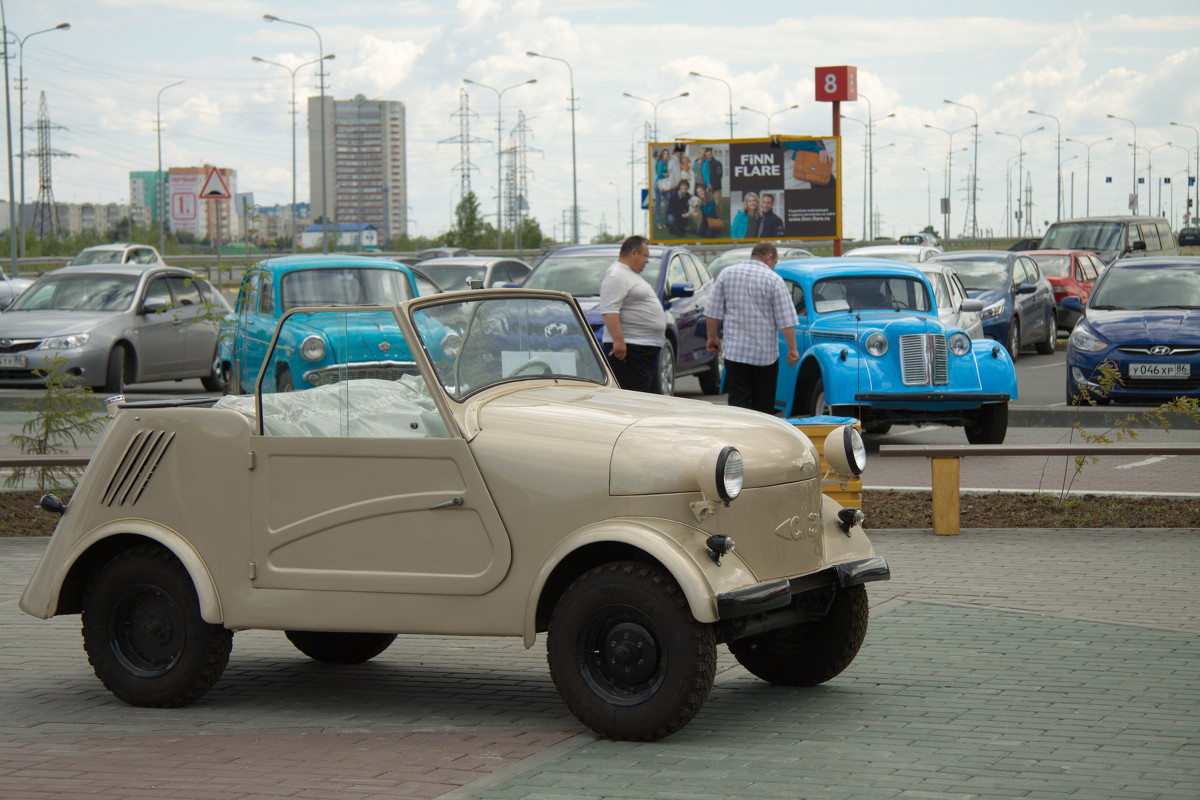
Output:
[19,521,223,625]
[521,517,759,647]
[776,343,865,415]
[971,339,1019,400]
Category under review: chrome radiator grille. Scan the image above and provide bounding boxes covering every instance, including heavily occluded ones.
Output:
[899,333,948,386]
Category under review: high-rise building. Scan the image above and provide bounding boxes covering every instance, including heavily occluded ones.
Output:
[130,171,166,223]
[309,94,407,245]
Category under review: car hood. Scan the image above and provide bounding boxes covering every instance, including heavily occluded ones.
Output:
[1085,308,1200,345]
[808,309,943,337]
[964,287,1008,305]
[473,385,820,494]
[288,311,417,361]
[0,310,115,337]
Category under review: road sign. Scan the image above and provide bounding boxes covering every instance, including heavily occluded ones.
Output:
[199,167,231,199]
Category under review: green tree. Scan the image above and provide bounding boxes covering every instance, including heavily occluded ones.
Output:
[442,192,495,250]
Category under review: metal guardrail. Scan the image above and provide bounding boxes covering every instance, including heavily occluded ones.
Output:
[876,443,1200,535]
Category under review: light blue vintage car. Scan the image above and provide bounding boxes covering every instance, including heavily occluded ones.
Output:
[771,258,1017,442]
[217,255,425,393]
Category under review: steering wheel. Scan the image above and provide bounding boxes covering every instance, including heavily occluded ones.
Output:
[510,358,555,377]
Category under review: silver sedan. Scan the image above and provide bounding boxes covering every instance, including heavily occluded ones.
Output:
[0,264,231,392]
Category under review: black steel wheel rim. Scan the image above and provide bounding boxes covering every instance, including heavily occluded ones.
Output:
[108,583,185,677]
[576,605,665,706]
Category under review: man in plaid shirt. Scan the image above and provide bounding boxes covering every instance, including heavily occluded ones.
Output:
[705,242,799,413]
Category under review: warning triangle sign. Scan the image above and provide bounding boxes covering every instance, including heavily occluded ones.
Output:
[199,167,231,199]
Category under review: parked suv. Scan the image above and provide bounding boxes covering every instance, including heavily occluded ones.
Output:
[1039,216,1177,266]
[521,243,720,395]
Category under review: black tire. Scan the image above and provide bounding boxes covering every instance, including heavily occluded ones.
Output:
[102,346,126,394]
[654,341,676,396]
[807,375,832,417]
[201,356,227,393]
[729,584,868,686]
[547,561,716,741]
[965,401,1008,444]
[1006,318,1020,362]
[697,345,723,395]
[276,367,295,393]
[81,545,232,707]
[284,630,397,664]
[1036,311,1057,354]
[864,422,892,435]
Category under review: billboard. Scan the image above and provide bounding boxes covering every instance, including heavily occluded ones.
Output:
[647,136,841,244]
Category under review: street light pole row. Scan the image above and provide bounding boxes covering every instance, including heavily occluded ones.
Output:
[463,77,536,249]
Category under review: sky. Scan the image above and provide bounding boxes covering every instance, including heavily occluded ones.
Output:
[7,0,1200,243]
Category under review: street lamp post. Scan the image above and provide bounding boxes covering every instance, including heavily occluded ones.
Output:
[527,51,578,244]
[921,165,932,229]
[1064,136,1111,217]
[841,115,868,240]
[156,80,184,256]
[631,122,650,235]
[926,123,972,241]
[253,54,334,252]
[1028,109,1062,221]
[1146,141,1173,216]
[871,142,894,237]
[1,0,16,272]
[13,22,70,258]
[996,126,1043,237]
[1170,122,1199,221]
[264,15,329,252]
[1107,113,1137,214]
[688,71,734,139]
[945,99,979,238]
[739,103,799,137]
[625,91,690,141]
[857,93,893,241]
[463,78,536,249]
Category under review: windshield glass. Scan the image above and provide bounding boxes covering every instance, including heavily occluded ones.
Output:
[280,268,414,311]
[420,264,487,290]
[852,249,922,263]
[935,258,1008,290]
[414,295,608,400]
[1089,265,1200,309]
[11,273,138,311]
[69,249,124,266]
[1041,222,1125,252]
[1032,254,1071,277]
[810,276,933,313]
[523,255,662,296]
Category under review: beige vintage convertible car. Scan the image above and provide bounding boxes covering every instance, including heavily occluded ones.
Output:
[21,288,888,741]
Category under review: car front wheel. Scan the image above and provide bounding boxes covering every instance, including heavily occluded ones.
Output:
[81,546,232,707]
[808,375,833,416]
[547,561,716,741]
[1006,318,1021,362]
[697,343,723,395]
[102,346,127,394]
[728,584,868,686]
[965,401,1008,444]
[285,631,397,663]
[654,341,676,396]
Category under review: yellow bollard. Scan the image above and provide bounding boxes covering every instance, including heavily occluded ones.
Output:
[930,457,961,535]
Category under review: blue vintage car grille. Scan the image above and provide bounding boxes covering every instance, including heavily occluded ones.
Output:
[899,333,948,386]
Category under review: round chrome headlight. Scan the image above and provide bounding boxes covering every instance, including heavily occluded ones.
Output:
[948,331,971,356]
[299,335,326,362]
[865,332,888,357]
[823,425,866,477]
[698,445,743,504]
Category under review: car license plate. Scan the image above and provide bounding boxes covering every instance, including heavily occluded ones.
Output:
[1129,363,1190,379]
[0,355,25,368]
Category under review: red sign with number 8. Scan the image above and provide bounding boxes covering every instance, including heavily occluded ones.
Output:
[814,66,857,102]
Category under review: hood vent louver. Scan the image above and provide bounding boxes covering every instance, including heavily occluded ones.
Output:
[101,430,175,507]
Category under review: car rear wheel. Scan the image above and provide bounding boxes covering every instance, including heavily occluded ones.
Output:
[547,561,716,741]
[201,352,227,393]
[1006,318,1020,362]
[697,343,723,395]
[1036,311,1057,354]
[284,631,397,664]
[728,584,868,686]
[965,401,1008,444]
[654,341,676,396]
[81,546,232,707]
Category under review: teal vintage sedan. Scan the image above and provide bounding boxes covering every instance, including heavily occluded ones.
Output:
[772,258,1018,442]
[217,255,425,393]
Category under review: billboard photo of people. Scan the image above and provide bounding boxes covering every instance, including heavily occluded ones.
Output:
[649,136,839,244]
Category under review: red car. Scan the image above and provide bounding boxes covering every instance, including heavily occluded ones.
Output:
[1025,249,1102,333]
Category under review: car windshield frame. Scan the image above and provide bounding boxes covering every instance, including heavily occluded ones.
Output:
[279,267,415,311]
[809,274,934,314]
[411,294,609,401]
[522,254,663,297]
[1041,221,1126,252]
[1031,254,1072,277]
[1089,264,1200,310]
[9,273,140,312]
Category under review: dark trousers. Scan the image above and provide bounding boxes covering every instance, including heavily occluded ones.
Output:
[724,359,779,414]
[605,343,660,393]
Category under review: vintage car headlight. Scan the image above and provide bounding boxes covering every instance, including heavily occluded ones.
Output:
[865,332,888,357]
[823,425,866,477]
[980,300,1005,320]
[698,445,743,504]
[1068,321,1107,353]
[41,333,89,350]
[299,335,326,362]
[948,331,971,356]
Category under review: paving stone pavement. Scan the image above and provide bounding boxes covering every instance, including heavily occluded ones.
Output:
[2,529,1198,799]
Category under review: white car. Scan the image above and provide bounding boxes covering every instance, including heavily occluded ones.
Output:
[0,269,32,308]
[919,263,984,338]
[69,243,165,267]
[706,246,815,278]
[843,244,943,263]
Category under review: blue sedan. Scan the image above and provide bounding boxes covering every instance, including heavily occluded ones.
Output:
[217,255,423,393]
[1065,256,1200,404]
[772,258,1017,442]
[926,250,1056,361]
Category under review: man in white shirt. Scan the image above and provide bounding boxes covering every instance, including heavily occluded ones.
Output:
[599,236,668,392]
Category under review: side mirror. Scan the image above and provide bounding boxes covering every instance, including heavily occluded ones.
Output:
[140,298,171,315]
[1062,296,1083,311]
[1129,240,1147,252]
[1015,283,1035,295]
[960,298,983,313]
[669,282,695,298]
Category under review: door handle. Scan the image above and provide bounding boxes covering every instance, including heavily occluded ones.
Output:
[429,497,464,510]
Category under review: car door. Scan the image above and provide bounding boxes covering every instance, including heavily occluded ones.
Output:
[134,274,187,379]
[661,253,699,365]
[165,275,218,375]
[948,272,982,337]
